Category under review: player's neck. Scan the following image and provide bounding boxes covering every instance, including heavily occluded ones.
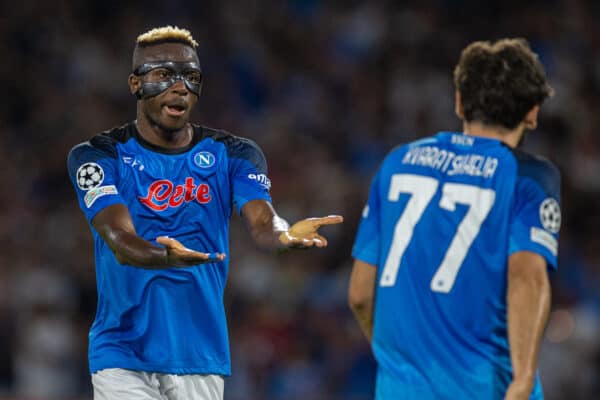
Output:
[135,115,193,150]
[462,121,524,148]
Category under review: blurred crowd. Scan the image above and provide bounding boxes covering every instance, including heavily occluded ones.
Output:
[1,0,599,399]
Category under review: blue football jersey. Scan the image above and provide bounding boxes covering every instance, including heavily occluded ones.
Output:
[67,122,272,375]
[352,132,561,400]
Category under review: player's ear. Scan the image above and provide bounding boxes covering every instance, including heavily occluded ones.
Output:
[523,105,540,130]
[128,74,141,95]
[455,91,464,120]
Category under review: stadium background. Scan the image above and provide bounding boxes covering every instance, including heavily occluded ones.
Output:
[1,0,599,398]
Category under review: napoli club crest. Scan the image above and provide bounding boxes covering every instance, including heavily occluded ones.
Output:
[194,151,215,168]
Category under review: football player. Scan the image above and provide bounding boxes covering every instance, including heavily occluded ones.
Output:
[68,26,342,400]
[349,38,558,400]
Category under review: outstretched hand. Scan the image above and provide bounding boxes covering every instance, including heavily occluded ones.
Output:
[279,215,344,249]
[157,236,226,267]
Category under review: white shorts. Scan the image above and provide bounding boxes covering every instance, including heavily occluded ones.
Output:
[92,368,224,400]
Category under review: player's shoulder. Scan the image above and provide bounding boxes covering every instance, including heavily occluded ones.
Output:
[382,134,440,165]
[192,124,266,166]
[509,148,561,198]
[68,122,135,162]
[194,124,264,153]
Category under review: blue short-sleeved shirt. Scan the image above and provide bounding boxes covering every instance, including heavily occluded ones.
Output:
[67,122,272,375]
[352,132,561,400]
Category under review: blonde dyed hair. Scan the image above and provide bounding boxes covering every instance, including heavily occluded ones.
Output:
[136,25,198,48]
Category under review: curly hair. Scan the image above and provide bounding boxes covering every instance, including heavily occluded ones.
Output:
[453,38,553,129]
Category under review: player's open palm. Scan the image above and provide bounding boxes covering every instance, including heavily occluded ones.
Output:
[157,236,225,266]
[279,215,343,248]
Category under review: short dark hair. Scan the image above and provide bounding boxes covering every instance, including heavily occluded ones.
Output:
[453,38,553,130]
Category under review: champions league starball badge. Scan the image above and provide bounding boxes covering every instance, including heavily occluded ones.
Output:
[76,162,105,190]
[539,198,561,234]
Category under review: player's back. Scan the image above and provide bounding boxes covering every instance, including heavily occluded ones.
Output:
[353,132,560,399]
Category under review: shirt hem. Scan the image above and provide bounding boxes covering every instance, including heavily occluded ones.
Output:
[90,359,231,376]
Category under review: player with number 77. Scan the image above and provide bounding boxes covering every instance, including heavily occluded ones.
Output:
[348,38,560,400]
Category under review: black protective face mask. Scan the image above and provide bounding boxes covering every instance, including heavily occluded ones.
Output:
[133,61,203,99]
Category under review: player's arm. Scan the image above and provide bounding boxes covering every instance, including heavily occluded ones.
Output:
[240,199,343,250]
[504,157,560,399]
[92,204,225,269]
[348,167,382,343]
[505,251,551,400]
[348,259,377,342]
